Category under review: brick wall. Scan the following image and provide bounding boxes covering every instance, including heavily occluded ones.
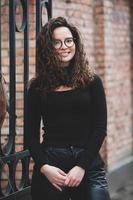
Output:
[1,0,133,181]
[103,0,133,171]
[130,0,133,159]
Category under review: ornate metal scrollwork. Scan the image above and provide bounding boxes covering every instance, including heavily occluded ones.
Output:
[15,0,27,32]
[0,0,52,199]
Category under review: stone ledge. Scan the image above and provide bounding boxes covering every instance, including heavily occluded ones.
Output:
[107,156,133,193]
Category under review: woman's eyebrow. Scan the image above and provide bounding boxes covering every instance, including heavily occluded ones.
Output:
[53,37,73,40]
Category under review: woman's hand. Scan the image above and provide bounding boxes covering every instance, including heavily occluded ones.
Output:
[64,166,85,187]
[40,164,67,191]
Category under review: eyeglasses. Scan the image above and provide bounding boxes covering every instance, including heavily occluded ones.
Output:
[52,37,75,49]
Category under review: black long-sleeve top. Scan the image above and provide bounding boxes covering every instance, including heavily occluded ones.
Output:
[27,74,107,170]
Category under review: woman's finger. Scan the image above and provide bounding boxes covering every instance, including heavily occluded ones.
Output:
[68,178,75,187]
[74,180,80,187]
[52,183,62,191]
[64,177,70,186]
[57,173,67,182]
[58,169,67,176]
[71,180,77,187]
[57,180,65,186]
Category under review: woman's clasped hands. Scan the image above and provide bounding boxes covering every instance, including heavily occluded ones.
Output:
[40,164,85,191]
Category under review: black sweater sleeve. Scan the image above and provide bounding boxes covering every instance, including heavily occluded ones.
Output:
[76,75,107,169]
[27,88,48,169]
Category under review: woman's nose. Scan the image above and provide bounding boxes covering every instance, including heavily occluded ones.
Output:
[61,41,68,49]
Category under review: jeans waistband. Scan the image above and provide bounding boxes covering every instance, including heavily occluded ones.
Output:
[43,145,85,151]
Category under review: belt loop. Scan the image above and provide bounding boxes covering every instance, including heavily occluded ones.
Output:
[70,146,74,157]
[70,145,74,150]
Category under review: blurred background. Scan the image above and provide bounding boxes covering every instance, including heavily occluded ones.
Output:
[0,0,133,200]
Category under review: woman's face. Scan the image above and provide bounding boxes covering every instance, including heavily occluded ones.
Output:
[52,26,76,67]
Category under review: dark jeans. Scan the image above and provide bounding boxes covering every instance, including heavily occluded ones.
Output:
[31,146,111,200]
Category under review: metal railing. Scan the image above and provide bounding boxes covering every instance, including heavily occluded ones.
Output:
[0,1,52,199]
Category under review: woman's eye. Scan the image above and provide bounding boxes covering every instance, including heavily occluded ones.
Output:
[54,41,60,45]
[66,39,73,43]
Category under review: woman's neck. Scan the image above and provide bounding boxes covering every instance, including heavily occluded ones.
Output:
[54,85,73,91]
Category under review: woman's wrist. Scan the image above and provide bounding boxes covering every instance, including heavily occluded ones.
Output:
[40,164,49,174]
[76,165,85,171]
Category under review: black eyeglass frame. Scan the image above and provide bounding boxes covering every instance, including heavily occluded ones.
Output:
[52,37,75,49]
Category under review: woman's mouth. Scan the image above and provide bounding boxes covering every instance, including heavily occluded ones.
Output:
[60,52,70,57]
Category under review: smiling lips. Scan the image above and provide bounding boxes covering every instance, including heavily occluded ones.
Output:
[60,52,70,57]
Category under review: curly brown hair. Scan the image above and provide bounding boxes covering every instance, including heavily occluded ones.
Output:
[29,17,94,94]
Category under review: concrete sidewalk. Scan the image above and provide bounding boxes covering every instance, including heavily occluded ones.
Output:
[110,180,133,200]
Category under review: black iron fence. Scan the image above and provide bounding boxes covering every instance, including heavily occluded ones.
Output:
[0,1,52,199]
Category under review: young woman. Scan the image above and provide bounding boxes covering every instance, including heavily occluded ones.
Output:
[27,17,110,200]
